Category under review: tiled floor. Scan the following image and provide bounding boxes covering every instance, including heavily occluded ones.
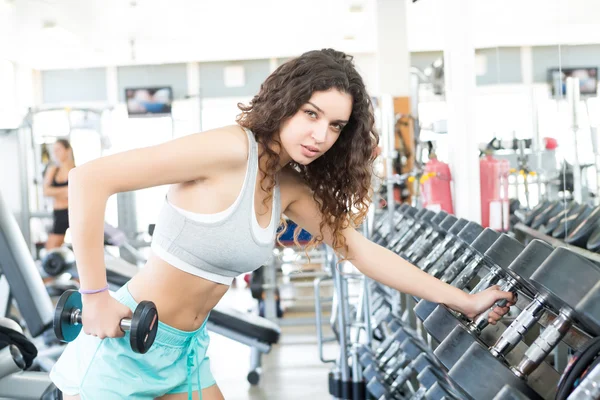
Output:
[207,282,337,400]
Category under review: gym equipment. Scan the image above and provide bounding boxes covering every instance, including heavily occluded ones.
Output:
[53,289,158,354]
[565,205,600,247]
[0,192,54,337]
[429,239,551,366]
[530,201,563,229]
[552,204,593,239]
[404,214,458,264]
[434,221,484,283]
[493,385,532,400]
[541,201,579,235]
[422,234,525,344]
[207,304,280,385]
[520,200,551,226]
[387,208,429,249]
[416,218,469,272]
[586,224,600,252]
[41,247,75,277]
[413,227,501,323]
[555,336,600,400]
[394,210,448,256]
[373,206,417,246]
[446,247,600,400]
[392,210,438,254]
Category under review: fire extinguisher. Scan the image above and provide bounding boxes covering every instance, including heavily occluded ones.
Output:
[420,154,454,214]
[480,153,510,230]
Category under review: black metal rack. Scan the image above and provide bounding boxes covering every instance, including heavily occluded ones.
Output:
[513,222,600,265]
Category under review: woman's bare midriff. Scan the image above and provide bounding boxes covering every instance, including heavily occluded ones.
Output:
[127,252,230,332]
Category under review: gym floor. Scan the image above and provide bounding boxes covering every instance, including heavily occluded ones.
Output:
[210,281,336,400]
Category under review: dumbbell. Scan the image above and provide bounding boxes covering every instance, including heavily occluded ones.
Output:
[371,204,413,245]
[521,200,552,226]
[413,227,500,323]
[42,246,76,277]
[360,328,421,379]
[552,204,593,239]
[541,201,579,235]
[493,385,534,400]
[53,289,159,354]
[411,365,467,400]
[428,238,546,356]
[367,353,445,400]
[363,336,429,398]
[530,201,565,229]
[422,234,525,344]
[397,210,449,258]
[416,218,468,273]
[392,210,440,254]
[446,248,600,400]
[405,215,458,264]
[386,208,429,250]
[566,205,600,247]
[427,221,484,282]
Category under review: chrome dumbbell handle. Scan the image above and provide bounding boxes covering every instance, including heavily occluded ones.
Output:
[490,295,546,358]
[440,249,473,283]
[450,255,483,289]
[71,308,132,332]
[468,279,516,334]
[512,309,572,378]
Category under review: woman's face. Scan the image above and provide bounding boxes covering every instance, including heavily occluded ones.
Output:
[278,89,352,166]
[53,142,70,164]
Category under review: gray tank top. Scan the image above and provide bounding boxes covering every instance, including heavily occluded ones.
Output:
[150,127,281,285]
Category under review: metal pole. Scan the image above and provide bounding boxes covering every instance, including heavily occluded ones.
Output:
[331,249,351,399]
[566,77,582,204]
[381,94,397,239]
[361,221,373,348]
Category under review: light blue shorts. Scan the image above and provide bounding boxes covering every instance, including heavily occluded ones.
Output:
[50,284,215,399]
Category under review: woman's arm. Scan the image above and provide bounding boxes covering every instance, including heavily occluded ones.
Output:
[69,126,249,291]
[282,174,513,320]
[43,165,68,198]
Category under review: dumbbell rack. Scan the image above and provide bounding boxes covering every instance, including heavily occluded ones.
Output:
[319,206,600,400]
[514,222,600,265]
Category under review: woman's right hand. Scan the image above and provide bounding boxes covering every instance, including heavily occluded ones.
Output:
[81,291,133,339]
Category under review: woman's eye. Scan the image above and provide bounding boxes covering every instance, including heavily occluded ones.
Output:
[304,110,317,118]
[331,124,342,132]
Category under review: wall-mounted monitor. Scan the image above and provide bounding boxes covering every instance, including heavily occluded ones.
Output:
[125,87,173,117]
[548,67,598,97]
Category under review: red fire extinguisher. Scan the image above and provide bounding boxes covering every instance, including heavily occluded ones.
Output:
[480,153,510,230]
[420,155,454,214]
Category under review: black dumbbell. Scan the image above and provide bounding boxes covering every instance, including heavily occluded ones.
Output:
[42,247,76,277]
[53,289,159,354]
[447,248,600,400]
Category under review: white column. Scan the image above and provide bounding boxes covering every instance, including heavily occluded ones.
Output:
[269,58,278,73]
[31,69,43,107]
[375,0,410,97]
[186,62,200,97]
[443,0,481,222]
[106,66,119,106]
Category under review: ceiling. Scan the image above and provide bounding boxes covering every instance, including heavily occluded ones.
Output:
[2,0,600,70]
[2,0,377,69]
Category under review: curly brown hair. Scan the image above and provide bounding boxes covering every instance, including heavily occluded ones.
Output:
[236,48,378,255]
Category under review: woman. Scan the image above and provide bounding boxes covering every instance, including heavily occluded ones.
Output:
[50,49,514,400]
[43,139,76,250]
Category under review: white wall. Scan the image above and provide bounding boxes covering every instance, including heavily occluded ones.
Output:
[407,0,600,51]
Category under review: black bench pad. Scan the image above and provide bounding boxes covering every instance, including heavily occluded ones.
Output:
[209,305,281,345]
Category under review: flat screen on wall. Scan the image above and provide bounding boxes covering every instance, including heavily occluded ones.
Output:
[548,67,598,96]
[125,87,173,117]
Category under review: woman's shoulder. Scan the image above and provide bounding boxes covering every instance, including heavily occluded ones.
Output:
[203,124,251,162]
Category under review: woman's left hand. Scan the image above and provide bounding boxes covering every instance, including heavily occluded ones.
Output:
[457,285,516,323]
